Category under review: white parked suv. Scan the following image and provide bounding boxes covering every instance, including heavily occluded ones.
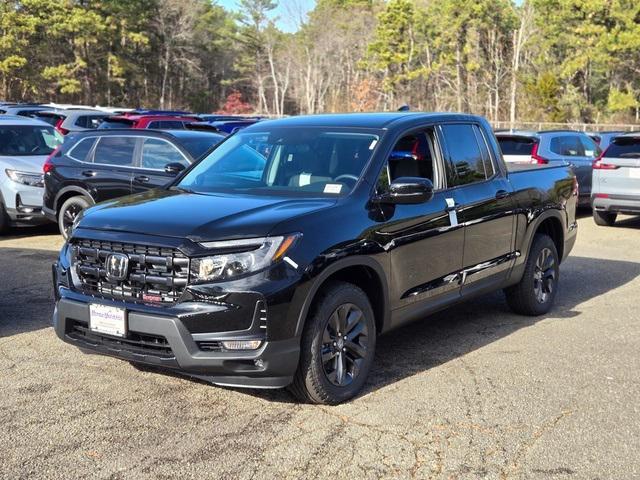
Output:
[0,115,63,232]
[592,132,640,226]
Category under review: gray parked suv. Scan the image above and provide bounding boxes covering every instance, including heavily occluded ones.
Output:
[591,132,640,226]
[0,116,63,231]
[496,130,601,205]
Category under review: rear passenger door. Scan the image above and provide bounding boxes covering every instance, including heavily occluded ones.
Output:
[439,123,516,292]
[86,136,137,202]
[132,137,191,193]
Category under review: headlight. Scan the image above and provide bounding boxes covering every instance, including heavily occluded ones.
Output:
[5,169,44,187]
[190,234,300,283]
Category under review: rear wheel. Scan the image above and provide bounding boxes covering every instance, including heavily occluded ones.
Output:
[505,234,559,316]
[593,209,617,227]
[58,195,91,239]
[290,281,376,405]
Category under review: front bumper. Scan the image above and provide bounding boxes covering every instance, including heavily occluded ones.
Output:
[53,295,300,388]
[1,181,49,226]
[592,194,640,215]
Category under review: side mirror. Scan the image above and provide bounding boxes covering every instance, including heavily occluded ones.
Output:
[375,177,434,205]
[165,162,186,175]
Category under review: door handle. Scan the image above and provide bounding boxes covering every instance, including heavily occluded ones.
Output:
[134,175,150,183]
[81,170,96,177]
[495,190,510,200]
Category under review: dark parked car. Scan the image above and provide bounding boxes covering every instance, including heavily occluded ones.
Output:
[43,129,224,237]
[52,113,577,404]
[188,119,260,134]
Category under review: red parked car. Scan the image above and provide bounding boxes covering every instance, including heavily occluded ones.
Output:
[97,114,200,130]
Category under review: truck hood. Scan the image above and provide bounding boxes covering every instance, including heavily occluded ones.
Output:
[79,188,337,241]
[0,154,49,174]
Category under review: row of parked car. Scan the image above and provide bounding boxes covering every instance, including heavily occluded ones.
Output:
[495,128,640,226]
[0,103,262,235]
[0,103,638,239]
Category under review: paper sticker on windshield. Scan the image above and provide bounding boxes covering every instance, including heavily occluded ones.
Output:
[369,139,378,150]
[324,184,342,194]
[299,173,311,186]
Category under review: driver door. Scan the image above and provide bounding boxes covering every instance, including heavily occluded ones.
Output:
[370,126,465,327]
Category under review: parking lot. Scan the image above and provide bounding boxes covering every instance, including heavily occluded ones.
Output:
[1,214,639,479]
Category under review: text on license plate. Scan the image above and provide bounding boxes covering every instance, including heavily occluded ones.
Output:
[89,304,127,337]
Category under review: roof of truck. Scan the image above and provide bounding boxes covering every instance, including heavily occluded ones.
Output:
[247,112,484,130]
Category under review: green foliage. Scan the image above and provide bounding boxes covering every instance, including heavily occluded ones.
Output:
[0,0,639,122]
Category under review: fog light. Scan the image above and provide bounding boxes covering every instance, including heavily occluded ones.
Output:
[221,340,262,350]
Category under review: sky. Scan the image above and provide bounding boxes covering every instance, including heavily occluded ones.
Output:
[216,0,316,32]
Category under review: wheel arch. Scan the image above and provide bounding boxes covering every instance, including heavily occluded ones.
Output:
[520,210,565,266]
[294,256,390,338]
[55,186,95,218]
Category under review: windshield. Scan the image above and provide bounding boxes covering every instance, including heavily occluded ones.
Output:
[0,125,63,156]
[177,127,379,196]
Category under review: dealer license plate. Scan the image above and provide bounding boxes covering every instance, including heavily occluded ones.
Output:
[89,304,127,337]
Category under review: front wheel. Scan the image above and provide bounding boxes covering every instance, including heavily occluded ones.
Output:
[593,210,617,227]
[0,200,9,234]
[504,234,559,316]
[290,281,376,404]
[58,196,91,239]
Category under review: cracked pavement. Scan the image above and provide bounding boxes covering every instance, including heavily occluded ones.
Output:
[1,216,639,479]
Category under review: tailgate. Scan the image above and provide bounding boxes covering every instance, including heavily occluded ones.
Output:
[595,137,640,196]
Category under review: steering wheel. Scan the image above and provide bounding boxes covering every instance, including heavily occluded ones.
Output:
[334,174,359,186]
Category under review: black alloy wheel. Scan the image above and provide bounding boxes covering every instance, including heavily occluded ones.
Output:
[58,196,90,239]
[321,303,369,387]
[505,233,559,316]
[533,247,556,304]
[290,281,376,404]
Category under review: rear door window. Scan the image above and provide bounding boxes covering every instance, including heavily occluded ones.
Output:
[92,136,137,166]
[549,135,584,157]
[140,138,189,169]
[440,124,490,186]
[67,137,96,162]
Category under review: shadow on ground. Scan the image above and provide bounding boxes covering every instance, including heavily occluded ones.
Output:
[255,254,640,402]
[2,245,639,403]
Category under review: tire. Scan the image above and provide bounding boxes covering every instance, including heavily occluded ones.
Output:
[58,195,91,239]
[593,209,617,227]
[0,200,9,234]
[504,234,559,316]
[289,281,376,405]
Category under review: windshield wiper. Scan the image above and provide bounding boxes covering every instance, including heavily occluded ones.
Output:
[170,185,197,194]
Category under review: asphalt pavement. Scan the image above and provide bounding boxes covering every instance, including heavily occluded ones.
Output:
[1,216,639,479]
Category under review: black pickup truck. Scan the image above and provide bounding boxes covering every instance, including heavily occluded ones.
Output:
[52,113,578,404]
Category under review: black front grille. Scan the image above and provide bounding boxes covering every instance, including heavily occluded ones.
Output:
[68,320,174,359]
[72,238,189,303]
